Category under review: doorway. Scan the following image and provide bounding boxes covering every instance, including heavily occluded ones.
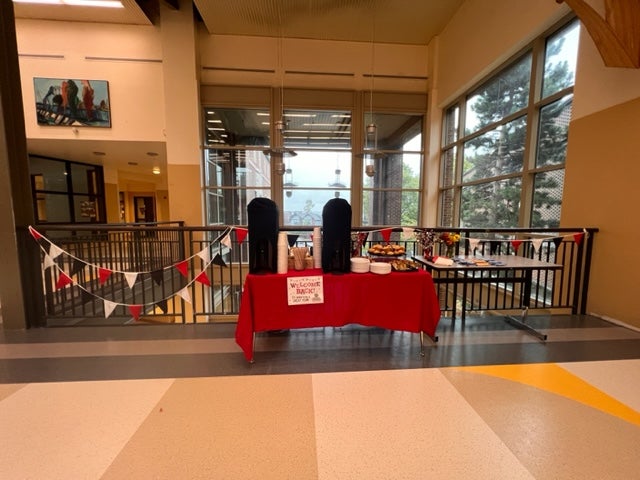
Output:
[133,196,156,223]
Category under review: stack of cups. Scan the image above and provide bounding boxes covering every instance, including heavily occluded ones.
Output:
[312,227,322,269]
[277,232,289,274]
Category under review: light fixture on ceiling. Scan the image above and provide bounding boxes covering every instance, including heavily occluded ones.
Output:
[265,5,297,164]
[364,9,377,178]
[152,167,161,175]
[13,0,124,7]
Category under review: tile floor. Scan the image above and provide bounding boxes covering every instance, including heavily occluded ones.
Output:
[0,313,639,479]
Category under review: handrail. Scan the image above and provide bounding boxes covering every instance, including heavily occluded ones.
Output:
[28,224,597,326]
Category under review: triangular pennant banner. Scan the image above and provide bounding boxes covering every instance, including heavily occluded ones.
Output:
[43,254,56,270]
[175,260,189,278]
[156,299,168,314]
[70,259,85,277]
[235,227,248,245]
[55,272,73,290]
[28,226,43,240]
[151,269,164,286]
[128,304,143,321]
[177,287,192,304]
[98,267,113,285]
[573,232,584,246]
[402,228,415,240]
[380,228,393,243]
[511,240,522,253]
[552,237,563,249]
[287,234,299,247]
[532,238,543,254]
[220,234,232,249]
[468,238,481,252]
[196,247,211,264]
[104,299,118,318]
[195,271,211,287]
[124,272,139,290]
[212,253,227,267]
[49,244,64,259]
[80,289,94,305]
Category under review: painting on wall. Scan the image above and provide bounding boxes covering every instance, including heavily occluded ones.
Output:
[33,77,111,128]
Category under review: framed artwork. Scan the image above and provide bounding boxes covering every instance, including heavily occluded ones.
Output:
[33,77,111,128]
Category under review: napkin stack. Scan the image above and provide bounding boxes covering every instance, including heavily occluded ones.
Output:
[277,232,289,274]
[312,227,322,268]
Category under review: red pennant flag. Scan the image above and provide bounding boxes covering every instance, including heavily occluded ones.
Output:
[573,232,584,246]
[29,226,43,240]
[235,228,248,245]
[175,260,189,277]
[511,240,522,252]
[380,228,393,243]
[195,271,211,287]
[98,267,112,285]
[55,272,73,290]
[129,305,142,321]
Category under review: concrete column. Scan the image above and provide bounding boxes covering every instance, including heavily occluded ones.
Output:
[0,2,45,328]
[160,0,203,226]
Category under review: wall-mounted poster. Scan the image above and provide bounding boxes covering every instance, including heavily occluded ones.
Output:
[33,78,111,128]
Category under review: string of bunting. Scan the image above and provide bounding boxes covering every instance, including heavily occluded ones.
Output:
[28,225,248,320]
[398,227,588,254]
[346,226,587,253]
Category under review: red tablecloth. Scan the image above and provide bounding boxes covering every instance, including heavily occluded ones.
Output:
[235,268,441,361]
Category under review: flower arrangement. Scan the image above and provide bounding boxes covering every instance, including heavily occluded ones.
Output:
[439,232,461,257]
[415,229,436,256]
[439,232,461,246]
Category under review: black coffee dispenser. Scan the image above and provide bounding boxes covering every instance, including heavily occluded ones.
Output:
[321,198,352,273]
[247,198,278,274]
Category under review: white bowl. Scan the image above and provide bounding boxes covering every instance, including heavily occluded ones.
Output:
[369,262,392,275]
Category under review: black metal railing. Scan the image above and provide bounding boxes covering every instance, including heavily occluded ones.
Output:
[29,224,597,326]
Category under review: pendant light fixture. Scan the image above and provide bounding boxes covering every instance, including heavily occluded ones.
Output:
[266,4,297,170]
[365,8,377,177]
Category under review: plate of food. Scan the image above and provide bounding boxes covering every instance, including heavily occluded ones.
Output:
[367,243,406,257]
[389,259,420,272]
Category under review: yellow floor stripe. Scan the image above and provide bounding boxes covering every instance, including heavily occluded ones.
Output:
[452,363,640,427]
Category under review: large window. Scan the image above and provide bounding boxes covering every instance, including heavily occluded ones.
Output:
[281,109,352,225]
[362,112,423,226]
[203,90,426,228]
[440,19,579,228]
[202,107,271,226]
[30,155,105,224]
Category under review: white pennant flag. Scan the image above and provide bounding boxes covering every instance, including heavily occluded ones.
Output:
[177,287,192,304]
[43,254,56,270]
[49,244,63,259]
[103,299,118,318]
[196,247,211,264]
[468,238,481,252]
[402,227,415,240]
[221,234,232,249]
[532,239,543,254]
[124,272,138,290]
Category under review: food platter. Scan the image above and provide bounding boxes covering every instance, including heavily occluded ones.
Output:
[367,243,406,257]
[389,259,420,272]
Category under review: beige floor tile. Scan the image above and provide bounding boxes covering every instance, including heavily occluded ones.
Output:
[560,359,640,412]
[102,375,318,480]
[442,369,640,479]
[0,379,174,480]
[311,368,534,480]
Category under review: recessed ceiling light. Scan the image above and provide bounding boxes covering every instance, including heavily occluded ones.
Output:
[92,151,105,156]
[146,152,158,157]
[152,167,161,175]
[128,161,138,166]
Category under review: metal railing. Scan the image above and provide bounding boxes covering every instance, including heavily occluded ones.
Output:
[30,224,597,326]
